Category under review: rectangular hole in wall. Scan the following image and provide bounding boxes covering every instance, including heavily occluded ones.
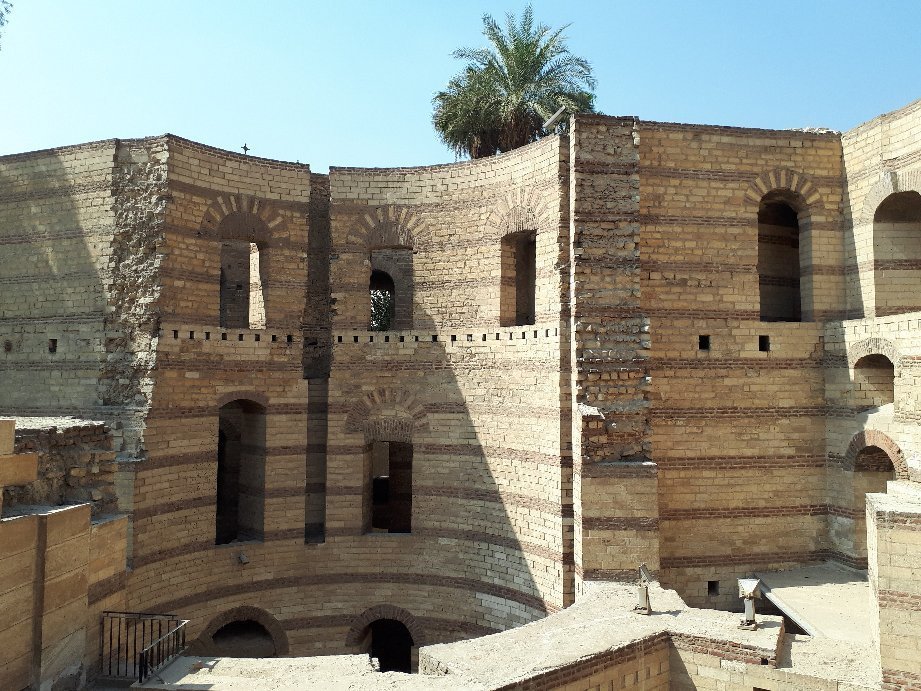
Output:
[173,330,179,339]
[337,336,342,343]
[353,336,359,343]
[287,335,293,344]
[221,333,228,341]
[707,580,719,597]
[48,338,57,354]
[759,335,770,352]
[205,332,211,340]
[384,335,390,343]
[238,334,244,341]
[272,334,278,342]
[699,335,711,351]
[431,335,437,342]
[189,331,194,339]
[399,336,404,343]
[254,334,260,342]
[450,334,456,342]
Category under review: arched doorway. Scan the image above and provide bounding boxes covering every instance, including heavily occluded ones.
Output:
[369,619,413,673]
[211,619,277,658]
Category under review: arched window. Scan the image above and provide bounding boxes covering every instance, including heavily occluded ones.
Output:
[758,192,803,322]
[853,354,895,409]
[216,400,266,544]
[873,191,921,316]
[369,269,395,331]
[211,620,277,658]
[220,241,265,329]
[369,619,414,673]
[500,230,536,326]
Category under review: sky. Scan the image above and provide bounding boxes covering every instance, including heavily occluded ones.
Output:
[1,1,920,172]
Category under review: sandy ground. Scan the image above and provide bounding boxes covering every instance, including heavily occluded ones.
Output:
[134,579,880,690]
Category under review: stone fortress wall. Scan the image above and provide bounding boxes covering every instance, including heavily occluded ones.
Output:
[0,96,921,689]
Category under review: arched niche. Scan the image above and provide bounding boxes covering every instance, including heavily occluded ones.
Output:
[873,191,921,316]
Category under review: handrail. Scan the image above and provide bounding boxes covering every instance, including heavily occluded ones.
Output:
[138,619,189,684]
[99,611,189,683]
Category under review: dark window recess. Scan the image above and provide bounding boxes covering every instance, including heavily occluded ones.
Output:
[48,339,57,354]
[758,194,802,322]
[216,399,267,545]
[707,580,720,597]
[759,335,770,352]
[500,230,537,326]
[698,335,711,351]
[370,441,412,534]
[3,340,11,353]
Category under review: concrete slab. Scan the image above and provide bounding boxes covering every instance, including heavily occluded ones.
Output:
[756,561,873,643]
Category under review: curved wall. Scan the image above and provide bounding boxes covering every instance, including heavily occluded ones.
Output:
[125,135,572,654]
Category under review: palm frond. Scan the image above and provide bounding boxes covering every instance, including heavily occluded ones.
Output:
[433,4,597,159]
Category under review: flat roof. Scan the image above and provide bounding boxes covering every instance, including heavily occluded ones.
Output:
[756,561,872,643]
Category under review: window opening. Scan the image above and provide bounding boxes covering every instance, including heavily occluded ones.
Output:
[220,241,265,329]
[370,270,395,331]
[216,400,266,544]
[758,194,802,322]
[500,231,536,326]
[370,441,412,533]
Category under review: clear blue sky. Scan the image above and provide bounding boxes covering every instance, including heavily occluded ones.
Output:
[2,1,920,171]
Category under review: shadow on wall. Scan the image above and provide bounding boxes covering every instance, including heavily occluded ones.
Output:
[0,146,103,416]
[335,303,562,651]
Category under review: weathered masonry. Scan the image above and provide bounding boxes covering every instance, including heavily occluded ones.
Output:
[2,97,921,690]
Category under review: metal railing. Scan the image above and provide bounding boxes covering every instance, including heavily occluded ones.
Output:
[100,611,188,684]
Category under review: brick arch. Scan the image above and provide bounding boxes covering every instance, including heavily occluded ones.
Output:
[200,193,285,242]
[370,253,410,289]
[844,430,910,480]
[198,605,290,656]
[860,169,921,225]
[847,337,898,368]
[346,205,424,251]
[343,387,428,441]
[344,604,427,647]
[486,187,553,239]
[743,168,823,211]
[217,391,269,409]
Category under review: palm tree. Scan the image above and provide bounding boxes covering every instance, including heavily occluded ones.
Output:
[433,6,596,159]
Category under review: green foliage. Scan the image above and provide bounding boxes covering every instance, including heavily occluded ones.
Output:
[432,5,596,159]
[370,289,394,331]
